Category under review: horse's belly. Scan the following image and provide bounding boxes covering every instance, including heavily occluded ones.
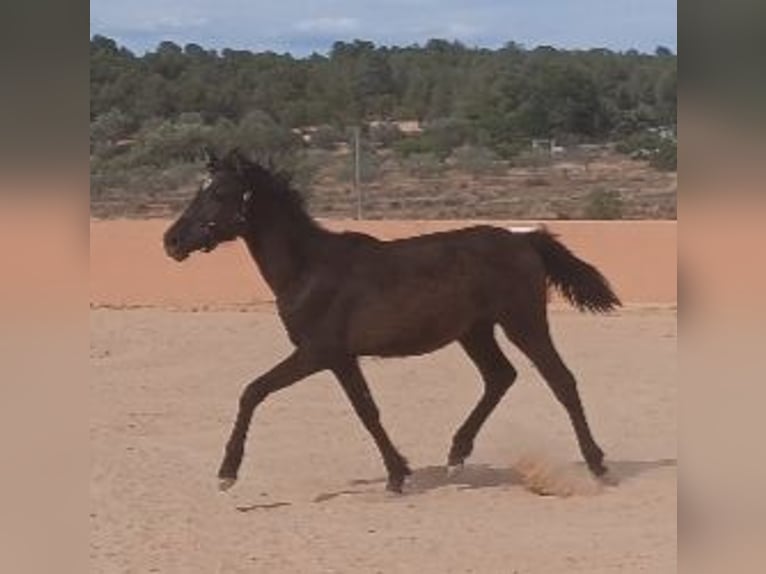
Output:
[347,291,476,357]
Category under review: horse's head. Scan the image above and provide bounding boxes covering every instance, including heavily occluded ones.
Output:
[163,149,258,261]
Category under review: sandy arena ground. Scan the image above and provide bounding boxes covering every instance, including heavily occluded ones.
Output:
[90,306,676,573]
[90,219,676,572]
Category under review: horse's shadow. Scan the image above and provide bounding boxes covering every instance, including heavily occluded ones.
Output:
[312,458,676,503]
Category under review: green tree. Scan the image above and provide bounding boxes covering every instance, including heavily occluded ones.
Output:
[233,110,301,161]
[90,109,135,152]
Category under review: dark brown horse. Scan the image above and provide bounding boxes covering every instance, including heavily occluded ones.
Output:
[163,149,621,493]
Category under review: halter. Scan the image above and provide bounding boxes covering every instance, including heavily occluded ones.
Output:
[200,189,254,252]
[234,189,253,228]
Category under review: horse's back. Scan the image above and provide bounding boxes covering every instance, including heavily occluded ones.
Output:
[357,224,542,289]
[339,225,545,356]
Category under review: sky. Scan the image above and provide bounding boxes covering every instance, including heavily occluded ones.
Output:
[90,0,677,56]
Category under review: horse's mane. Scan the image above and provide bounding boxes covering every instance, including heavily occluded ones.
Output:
[219,149,308,216]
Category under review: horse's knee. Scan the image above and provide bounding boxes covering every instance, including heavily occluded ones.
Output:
[485,363,517,393]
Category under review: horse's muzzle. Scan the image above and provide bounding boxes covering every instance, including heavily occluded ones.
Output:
[163,228,190,261]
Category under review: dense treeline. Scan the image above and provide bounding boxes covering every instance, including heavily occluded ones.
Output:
[91,35,676,213]
[92,35,675,149]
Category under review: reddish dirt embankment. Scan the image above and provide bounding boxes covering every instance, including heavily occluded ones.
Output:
[90,219,676,309]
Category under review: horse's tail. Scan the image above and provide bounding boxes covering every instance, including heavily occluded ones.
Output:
[527,228,621,313]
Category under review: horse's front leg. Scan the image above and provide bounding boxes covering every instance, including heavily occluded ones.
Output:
[218,348,324,490]
[333,359,411,493]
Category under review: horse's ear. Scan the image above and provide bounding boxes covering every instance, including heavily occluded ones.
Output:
[204,146,219,171]
[266,153,280,174]
[229,148,249,177]
[267,156,292,188]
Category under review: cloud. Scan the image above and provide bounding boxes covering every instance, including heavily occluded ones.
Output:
[294,17,359,34]
[90,3,209,34]
[128,15,209,33]
[90,0,677,55]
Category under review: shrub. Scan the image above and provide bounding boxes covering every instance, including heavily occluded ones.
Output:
[615,131,662,155]
[449,145,505,177]
[90,108,136,152]
[393,136,436,158]
[393,117,472,160]
[291,149,335,196]
[583,189,624,220]
[616,131,676,172]
[401,153,446,178]
[511,149,553,169]
[650,140,677,171]
[337,150,382,183]
[311,124,347,150]
[367,123,404,147]
[232,110,301,161]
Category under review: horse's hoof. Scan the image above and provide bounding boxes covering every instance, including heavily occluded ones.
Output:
[589,461,608,478]
[386,476,405,494]
[447,463,464,479]
[386,482,403,494]
[447,444,470,468]
[218,477,237,492]
[596,470,619,487]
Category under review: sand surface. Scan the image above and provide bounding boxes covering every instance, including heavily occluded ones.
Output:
[90,306,676,573]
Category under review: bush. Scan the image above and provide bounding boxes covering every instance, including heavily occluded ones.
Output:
[616,131,676,172]
[231,110,301,161]
[583,189,624,220]
[511,149,553,169]
[291,149,335,196]
[393,136,435,158]
[393,117,473,160]
[367,123,404,147]
[90,108,136,153]
[401,153,446,178]
[112,117,214,168]
[337,150,382,183]
[449,145,505,177]
[615,131,663,155]
[421,117,473,155]
[650,140,677,171]
[311,124,347,150]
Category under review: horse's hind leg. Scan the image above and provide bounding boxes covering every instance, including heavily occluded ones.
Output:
[501,315,607,477]
[333,359,411,493]
[449,322,518,468]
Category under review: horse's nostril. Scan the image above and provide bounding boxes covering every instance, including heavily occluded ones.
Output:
[164,229,184,258]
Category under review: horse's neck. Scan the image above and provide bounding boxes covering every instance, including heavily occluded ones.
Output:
[241,206,324,299]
